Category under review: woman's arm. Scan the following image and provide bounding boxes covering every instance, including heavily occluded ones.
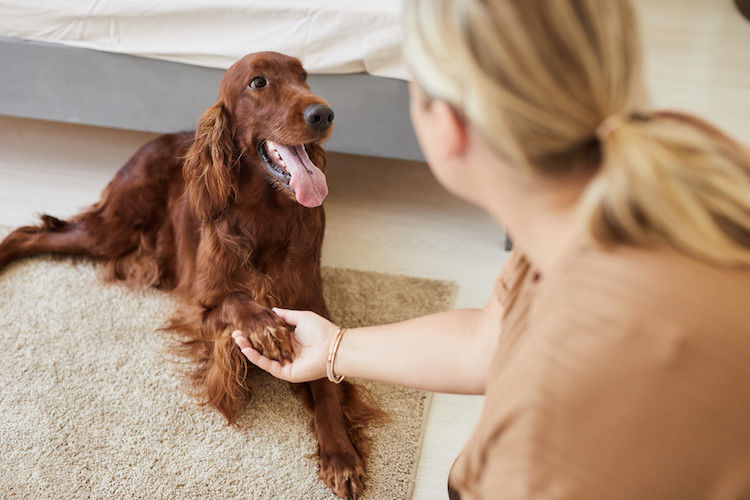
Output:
[233,293,503,394]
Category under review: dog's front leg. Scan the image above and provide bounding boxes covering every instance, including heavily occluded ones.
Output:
[197,291,294,423]
[306,379,369,500]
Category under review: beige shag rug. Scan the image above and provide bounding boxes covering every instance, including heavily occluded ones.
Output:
[0,227,456,499]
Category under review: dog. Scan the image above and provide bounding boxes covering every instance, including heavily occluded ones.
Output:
[0,52,382,499]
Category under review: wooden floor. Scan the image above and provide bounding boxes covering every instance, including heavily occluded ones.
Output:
[0,1,747,498]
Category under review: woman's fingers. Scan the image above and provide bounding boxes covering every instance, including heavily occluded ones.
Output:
[232,330,251,349]
[232,330,289,380]
[272,307,303,326]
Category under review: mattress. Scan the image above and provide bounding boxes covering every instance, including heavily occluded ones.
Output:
[0,0,409,80]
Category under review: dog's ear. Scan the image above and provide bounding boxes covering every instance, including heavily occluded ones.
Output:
[184,102,238,220]
[305,142,328,173]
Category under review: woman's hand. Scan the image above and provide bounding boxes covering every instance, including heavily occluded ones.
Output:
[232,308,339,383]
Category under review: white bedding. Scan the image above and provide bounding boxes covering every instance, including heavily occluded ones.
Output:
[0,0,409,80]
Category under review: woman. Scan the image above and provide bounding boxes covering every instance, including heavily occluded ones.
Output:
[234,0,750,497]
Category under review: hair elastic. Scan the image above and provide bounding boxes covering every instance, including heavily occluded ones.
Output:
[596,114,626,142]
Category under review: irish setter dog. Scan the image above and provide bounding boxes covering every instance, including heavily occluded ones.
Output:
[0,52,381,499]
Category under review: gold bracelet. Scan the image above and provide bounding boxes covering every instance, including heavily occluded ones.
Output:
[326,327,347,383]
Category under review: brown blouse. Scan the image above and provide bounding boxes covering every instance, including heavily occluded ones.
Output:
[448,245,750,499]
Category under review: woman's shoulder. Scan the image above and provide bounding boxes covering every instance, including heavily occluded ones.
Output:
[521,242,750,400]
[535,242,750,331]
[487,245,750,497]
[463,246,750,498]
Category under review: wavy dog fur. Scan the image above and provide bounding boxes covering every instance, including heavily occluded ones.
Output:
[0,52,383,500]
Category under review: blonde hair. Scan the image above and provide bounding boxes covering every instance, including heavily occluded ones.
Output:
[404,0,750,266]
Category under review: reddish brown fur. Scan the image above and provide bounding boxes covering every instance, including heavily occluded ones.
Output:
[0,52,383,499]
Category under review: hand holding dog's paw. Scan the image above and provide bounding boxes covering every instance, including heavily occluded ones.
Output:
[233,308,339,383]
[231,307,295,361]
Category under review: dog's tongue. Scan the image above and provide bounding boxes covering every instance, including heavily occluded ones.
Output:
[273,143,328,207]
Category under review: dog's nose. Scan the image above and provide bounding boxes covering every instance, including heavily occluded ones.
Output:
[304,104,334,131]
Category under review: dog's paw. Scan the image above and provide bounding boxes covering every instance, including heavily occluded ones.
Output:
[239,309,294,362]
[318,446,365,500]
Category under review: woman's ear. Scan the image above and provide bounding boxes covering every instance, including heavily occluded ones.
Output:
[410,81,468,166]
[431,99,469,159]
[183,102,238,220]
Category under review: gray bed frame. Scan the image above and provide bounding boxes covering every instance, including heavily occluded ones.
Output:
[0,36,424,162]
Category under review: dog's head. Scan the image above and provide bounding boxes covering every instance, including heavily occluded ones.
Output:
[184,52,333,219]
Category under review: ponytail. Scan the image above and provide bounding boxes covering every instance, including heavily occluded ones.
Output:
[583,111,750,266]
[404,0,750,266]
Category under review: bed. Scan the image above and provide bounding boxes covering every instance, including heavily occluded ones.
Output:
[0,1,423,161]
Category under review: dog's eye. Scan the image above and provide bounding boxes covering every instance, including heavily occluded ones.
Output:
[249,76,267,89]
[301,71,308,81]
